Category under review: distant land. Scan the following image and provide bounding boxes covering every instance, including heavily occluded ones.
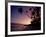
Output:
[11,23,32,31]
[11,22,41,31]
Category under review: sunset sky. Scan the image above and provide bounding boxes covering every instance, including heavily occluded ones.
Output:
[11,6,34,25]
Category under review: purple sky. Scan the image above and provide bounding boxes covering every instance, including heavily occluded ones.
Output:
[11,6,36,25]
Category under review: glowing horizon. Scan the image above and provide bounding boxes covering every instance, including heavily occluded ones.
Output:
[11,6,33,25]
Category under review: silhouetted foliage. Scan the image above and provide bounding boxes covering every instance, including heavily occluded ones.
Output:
[32,11,35,15]
[26,10,28,13]
[18,8,23,14]
[29,8,32,11]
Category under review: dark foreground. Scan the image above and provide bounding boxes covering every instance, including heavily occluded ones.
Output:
[11,22,41,31]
